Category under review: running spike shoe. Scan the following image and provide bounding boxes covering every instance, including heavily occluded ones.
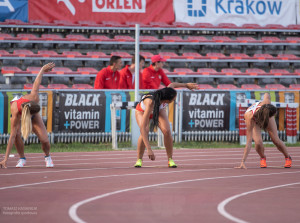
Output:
[260,157,267,168]
[284,156,292,168]
[45,156,54,168]
[134,159,142,168]
[168,158,177,168]
[16,158,26,168]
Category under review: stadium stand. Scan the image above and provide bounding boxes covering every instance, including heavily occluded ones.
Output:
[0,20,300,89]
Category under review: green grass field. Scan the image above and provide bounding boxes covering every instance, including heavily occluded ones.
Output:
[1,141,299,154]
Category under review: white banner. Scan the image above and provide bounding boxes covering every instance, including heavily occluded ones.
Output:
[297,0,300,23]
[174,0,297,26]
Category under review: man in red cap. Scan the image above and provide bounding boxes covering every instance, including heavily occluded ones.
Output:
[94,55,122,89]
[119,55,145,89]
[142,54,171,89]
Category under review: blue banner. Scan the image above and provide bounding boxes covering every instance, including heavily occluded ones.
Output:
[0,0,28,22]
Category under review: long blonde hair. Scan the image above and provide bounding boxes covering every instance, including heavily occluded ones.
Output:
[21,102,40,140]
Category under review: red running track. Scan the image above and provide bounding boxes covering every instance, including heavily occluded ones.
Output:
[0,147,300,223]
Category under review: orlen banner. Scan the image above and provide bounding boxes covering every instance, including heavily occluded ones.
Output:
[174,0,297,26]
[58,92,106,132]
[29,0,174,24]
[182,91,230,131]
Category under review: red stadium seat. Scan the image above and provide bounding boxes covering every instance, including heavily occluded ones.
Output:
[89,35,112,41]
[198,84,214,89]
[163,68,172,75]
[86,51,109,58]
[246,68,266,75]
[182,52,203,59]
[212,36,235,42]
[1,66,22,74]
[72,84,93,89]
[289,84,300,90]
[38,50,58,56]
[159,52,181,59]
[62,51,82,57]
[139,51,154,59]
[149,22,175,27]
[230,53,250,59]
[265,84,286,90]
[77,67,98,74]
[0,50,10,56]
[4,19,26,25]
[236,36,261,43]
[111,51,131,58]
[47,84,69,89]
[194,23,214,28]
[241,84,262,90]
[253,54,273,60]
[197,68,218,75]
[295,69,300,74]
[140,36,159,42]
[114,35,135,41]
[53,20,76,26]
[261,37,282,43]
[13,49,34,56]
[162,36,184,42]
[41,34,64,40]
[287,24,300,30]
[172,22,193,28]
[217,23,238,29]
[0,33,15,40]
[26,67,43,74]
[221,68,242,75]
[174,68,194,74]
[77,20,100,26]
[101,21,125,27]
[206,53,226,59]
[187,36,210,42]
[16,33,40,40]
[24,84,46,89]
[286,37,300,43]
[277,54,300,60]
[125,21,148,27]
[264,24,286,29]
[241,24,262,29]
[217,84,238,90]
[66,34,88,41]
[29,20,53,26]
[52,67,73,74]
[269,69,290,76]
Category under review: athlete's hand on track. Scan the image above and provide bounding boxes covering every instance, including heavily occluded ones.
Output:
[147,148,155,161]
[0,159,7,169]
[235,162,247,169]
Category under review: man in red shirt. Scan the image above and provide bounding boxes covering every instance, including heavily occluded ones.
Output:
[142,54,172,89]
[94,56,122,89]
[119,55,145,89]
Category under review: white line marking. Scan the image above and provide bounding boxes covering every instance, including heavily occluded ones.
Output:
[217,182,300,223]
[68,171,300,223]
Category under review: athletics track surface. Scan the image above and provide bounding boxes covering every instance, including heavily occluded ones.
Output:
[0,147,300,223]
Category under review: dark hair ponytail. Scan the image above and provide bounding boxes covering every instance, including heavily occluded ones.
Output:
[253,104,277,130]
[141,87,177,129]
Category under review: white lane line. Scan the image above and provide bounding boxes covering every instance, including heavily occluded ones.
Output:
[68,171,300,223]
[0,168,233,190]
[217,182,300,223]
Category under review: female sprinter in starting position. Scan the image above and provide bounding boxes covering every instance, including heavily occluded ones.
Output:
[0,62,55,168]
[236,93,292,169]
[134,83,198,168]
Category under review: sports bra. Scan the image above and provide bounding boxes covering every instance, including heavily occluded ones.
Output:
[10,96,30,115]
[136,95,168,113]
[246,101,262,115]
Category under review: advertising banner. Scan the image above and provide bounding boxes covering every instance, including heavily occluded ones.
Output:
[174,0,297,26]
[182,91,231,131]
[0,0,28,22]
[58,91,106,132]
[29,0,174,25]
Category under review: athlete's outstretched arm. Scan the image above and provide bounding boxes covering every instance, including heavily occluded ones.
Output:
[167,82,198,90]
[31,62,55,97]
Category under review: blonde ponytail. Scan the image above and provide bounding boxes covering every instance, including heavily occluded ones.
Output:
[21,104,32,140]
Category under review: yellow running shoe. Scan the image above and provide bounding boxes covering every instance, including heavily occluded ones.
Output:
[168,158,177,168]
[134,159,142,168]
